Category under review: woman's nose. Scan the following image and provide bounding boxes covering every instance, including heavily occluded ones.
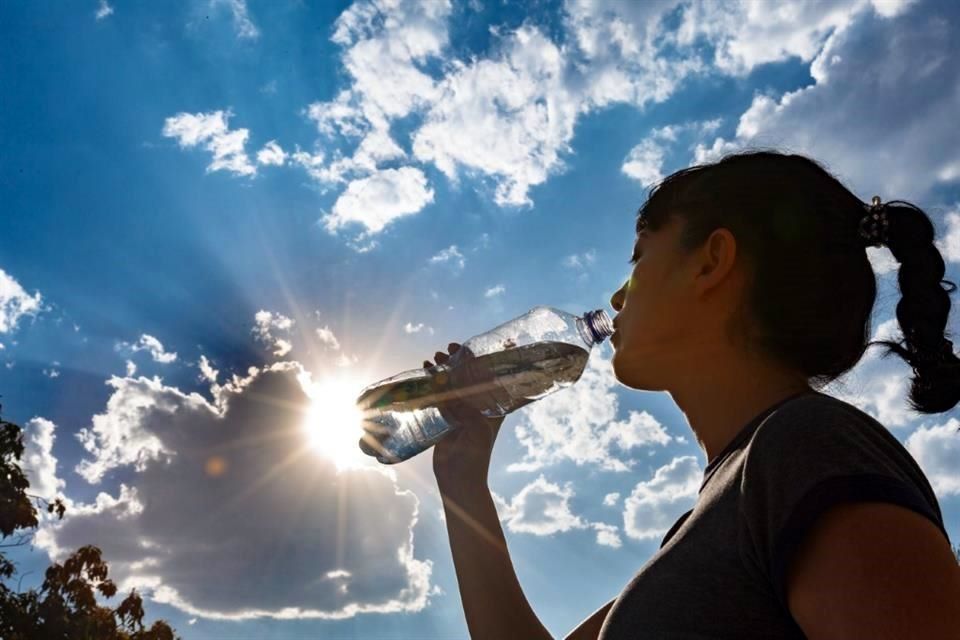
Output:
[610,279,627,311]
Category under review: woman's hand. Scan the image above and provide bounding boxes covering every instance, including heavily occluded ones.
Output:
[425,342,506,487]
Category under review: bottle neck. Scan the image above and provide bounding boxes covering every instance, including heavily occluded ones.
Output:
[578,309,614,347]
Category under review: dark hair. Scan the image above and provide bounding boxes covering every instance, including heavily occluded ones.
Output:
[635,149,960,414]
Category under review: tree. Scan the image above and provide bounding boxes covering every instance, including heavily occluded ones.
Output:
[0,406,179,640]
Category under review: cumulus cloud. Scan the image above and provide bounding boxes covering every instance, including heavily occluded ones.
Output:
[562,249,596,270]
[509,348,673,472]
[403,322,433,336]
[322,167,435,237]
[428,245,465,271]
[315,325,341,350]
[621,120,720,188]
[42,363,433,620]
[328,0,450,130]
[0,267,43,334]
[210,0,259,39]
[693,2,958,201]
[23,417,65,500]
[603,492,620,507]
[412,26,582,207]
[95,0,113,20]
[623,455,701,541]
[484,284,505,298]
[904,417,960,499]
[495,475,586,535]
[198,355,219,383]
[162,110,256,177]
[674,0,914,75]
[117,334,177,364]
[253,310,295,357]
[493,475,621,547]
[256,140,287,166]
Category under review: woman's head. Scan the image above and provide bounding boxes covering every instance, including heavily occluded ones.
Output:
[609,149,960,414]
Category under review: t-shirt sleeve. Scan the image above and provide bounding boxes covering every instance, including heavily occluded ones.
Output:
[738,398,951,614]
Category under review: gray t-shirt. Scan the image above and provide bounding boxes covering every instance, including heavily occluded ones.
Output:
[598,389,951,639]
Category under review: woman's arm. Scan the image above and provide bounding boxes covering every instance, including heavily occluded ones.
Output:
[787,501,960,638]
[563,598,615,640]
[426,342,553,639]
[438,477,553,640]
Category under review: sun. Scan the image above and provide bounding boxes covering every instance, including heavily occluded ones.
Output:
[302,374,370,470]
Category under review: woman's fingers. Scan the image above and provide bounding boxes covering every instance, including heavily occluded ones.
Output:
[425,343,460,368]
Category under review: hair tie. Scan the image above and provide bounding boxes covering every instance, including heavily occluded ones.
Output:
[859,195,889,247]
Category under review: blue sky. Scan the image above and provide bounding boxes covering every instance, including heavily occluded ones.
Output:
[2,0,960,637]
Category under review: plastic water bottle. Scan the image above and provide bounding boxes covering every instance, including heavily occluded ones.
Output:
[355,306,614,464]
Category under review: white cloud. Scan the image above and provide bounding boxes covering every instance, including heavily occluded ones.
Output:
[329,0,451,129]
[493,475,621,547]
[43,365,61,379]
[298,129,406,187]
[622,139,667,188]
[118,334,177,364]
[621,120,722,188]
[904,417,960,499]
[256,140,287,166]
[198,355,219,383]
[623,455,701,541]
[315,325,341,350]
[403,322,433,336]
[428,245,465,271]
[41,363,434,620]
[934,207,960,265]
[509,348,673,472]
[253,310,295,357]
[0,268,43,334]
[562,249,596,270]
[323,167,434,237]
[125,360,137,376]
[602,492,620,507]
[693,3,959,201]
[484,284,505,298]
[162,110,256,177]
[591,522,622,548]
[210,0,259,39]
[95,0,114,20]
[23,417,65,500]
[74,375,180,484]
[495,475,586,536]
[412,26,580,207]
[306,90,367,139]
[674,0,914,76]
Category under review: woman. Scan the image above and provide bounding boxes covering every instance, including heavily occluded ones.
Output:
[425,150,960,639]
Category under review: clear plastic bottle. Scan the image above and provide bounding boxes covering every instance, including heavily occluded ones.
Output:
[355,306,614,464]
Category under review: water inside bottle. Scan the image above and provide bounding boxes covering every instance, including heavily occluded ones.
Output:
[357,341,590,463]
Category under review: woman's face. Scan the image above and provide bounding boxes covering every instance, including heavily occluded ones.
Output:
[608,214,700,391]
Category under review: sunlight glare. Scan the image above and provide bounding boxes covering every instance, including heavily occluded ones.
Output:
[302,375,370,471]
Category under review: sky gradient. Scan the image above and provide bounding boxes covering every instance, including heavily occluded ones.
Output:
[2,0,960,638]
